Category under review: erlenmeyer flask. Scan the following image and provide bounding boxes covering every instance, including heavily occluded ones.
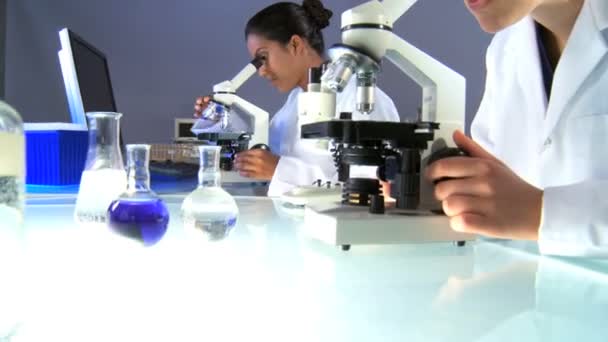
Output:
[74,112,127,225]
[107,144,169,246]
[0,101,25,340]
[181,145,239,241]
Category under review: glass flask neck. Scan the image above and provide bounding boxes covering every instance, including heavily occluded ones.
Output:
[85,112,124,170]
[0,101,24,134]
[198,146,222,188]
[126,144,152,193]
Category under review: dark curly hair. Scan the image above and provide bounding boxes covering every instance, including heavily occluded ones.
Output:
[245,0,333,56]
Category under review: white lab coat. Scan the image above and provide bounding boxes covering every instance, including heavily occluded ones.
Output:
[471,0,608,257]
[268,78,400,196]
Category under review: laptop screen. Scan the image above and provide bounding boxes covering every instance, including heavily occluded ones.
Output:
[58,28,117,126]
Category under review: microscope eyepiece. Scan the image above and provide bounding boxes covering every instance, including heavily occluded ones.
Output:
[308,67,323,85]
[251,56,265,69]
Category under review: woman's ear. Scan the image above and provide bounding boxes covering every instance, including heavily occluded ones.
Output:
[289,35,305,55]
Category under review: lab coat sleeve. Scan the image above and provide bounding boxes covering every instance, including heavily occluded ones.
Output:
[538,181,608,257]
[268,152,336,197]
[370,86,400,122]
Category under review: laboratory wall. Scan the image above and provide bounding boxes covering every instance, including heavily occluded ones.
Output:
[0,0,6,98]
[5,0,491,143]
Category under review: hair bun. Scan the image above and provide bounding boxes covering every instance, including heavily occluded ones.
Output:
[302,0,333,29]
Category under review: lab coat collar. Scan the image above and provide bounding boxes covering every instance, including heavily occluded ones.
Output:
[508,18,548,124]
[543,0,608,138]
[589,0,608,41]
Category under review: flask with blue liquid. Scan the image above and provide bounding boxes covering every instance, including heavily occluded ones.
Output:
[107,144,169,246]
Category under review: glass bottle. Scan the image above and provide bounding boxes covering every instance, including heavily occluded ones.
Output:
[107,144,169,246]
[74,112,127,226]
[0,101,25,339]
[181,145,239,241]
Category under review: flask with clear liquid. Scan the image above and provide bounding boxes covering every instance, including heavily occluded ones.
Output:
[181,145,238,241]
[74,112,127,226]
[107,144,169,246]
[0,101,25,339]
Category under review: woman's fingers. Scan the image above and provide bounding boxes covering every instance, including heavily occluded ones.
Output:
[450,213,491,235]
[194,96,211,117]
[442,194,492,217]
[452,130,501,163]
[434,176,495,201]
[426,157,493,182]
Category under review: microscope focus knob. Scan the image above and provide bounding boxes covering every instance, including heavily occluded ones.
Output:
[250,144,271,151]
[426,148,469,184]
[369,194,385,215]
[339,112,352,120]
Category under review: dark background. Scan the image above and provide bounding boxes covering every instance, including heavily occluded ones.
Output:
[1,0,6,98]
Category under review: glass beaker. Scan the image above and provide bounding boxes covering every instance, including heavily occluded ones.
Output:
[181,145,239,241]
[107,144,169,246]
[0,101,25,339]
[74,112,127,226]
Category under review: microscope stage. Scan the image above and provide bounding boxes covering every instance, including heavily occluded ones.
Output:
[222,171,265,184]
[303,201,475,248]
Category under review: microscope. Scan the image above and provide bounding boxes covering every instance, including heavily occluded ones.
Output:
[298,0,475,250]
[297,66,336,129]
[194,57,270,171]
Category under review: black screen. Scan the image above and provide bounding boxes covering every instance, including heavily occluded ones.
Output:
[179,122,196,138]
[67,30,123,148]
[70,34,117,113]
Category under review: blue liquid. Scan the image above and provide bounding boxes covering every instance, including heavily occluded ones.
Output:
[107,199,169,246]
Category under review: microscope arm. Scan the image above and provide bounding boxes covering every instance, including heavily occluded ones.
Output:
[382,0,417,24]
[214,93,269,148]
[386,38,465,151]
[203,58,268,148]
[385,34,466,127]
[385,47,436,123]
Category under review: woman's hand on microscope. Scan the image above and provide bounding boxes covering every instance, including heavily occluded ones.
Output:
[425,130,543,241]
[193,95,211,118]
[234,149,280,180]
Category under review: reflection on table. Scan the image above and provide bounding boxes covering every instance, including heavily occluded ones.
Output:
[12,195,608,342]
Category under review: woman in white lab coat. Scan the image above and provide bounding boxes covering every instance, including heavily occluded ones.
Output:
[427,0,608,256]
[195,0,399,196]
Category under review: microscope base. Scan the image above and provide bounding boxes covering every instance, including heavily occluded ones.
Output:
[303,201,475,248]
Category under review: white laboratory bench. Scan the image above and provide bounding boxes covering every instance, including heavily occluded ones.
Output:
[11,193,608,342]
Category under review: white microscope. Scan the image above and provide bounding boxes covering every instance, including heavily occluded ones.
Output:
[194,57,270,173]
[296,0,476,250]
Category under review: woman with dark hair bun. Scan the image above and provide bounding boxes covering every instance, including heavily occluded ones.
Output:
[196,1,399,196]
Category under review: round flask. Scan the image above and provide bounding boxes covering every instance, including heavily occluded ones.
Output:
[181,145,238,241]
[107,145,169,246]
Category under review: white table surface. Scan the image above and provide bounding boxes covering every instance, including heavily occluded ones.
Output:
[10,194,608,342]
